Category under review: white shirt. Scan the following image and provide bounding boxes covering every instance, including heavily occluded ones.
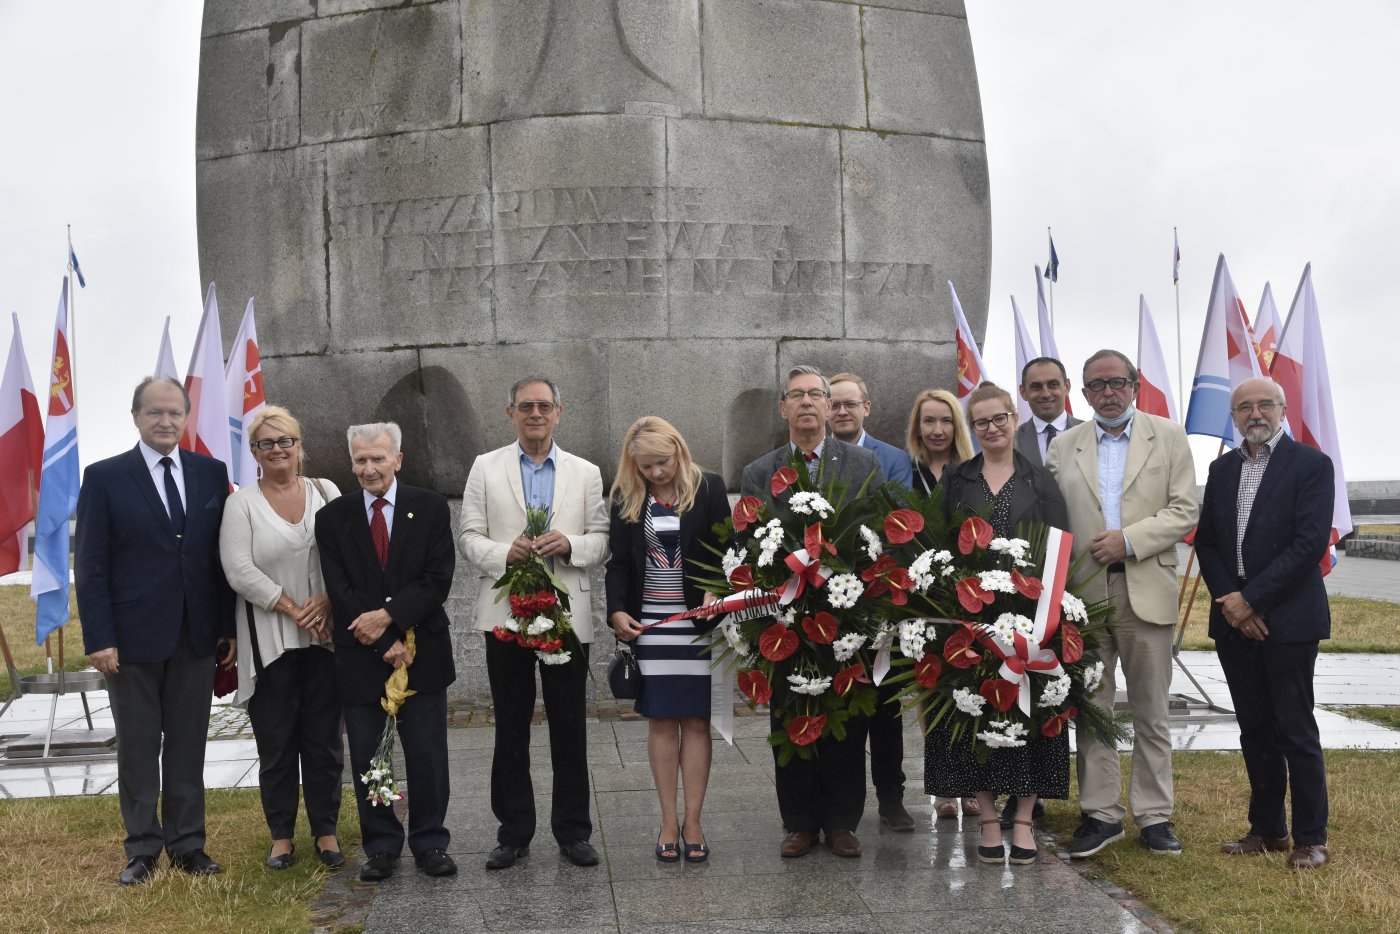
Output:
[362,480,398,539]
[1031,413,1071,462]
[138,441,186,519]
[1093,419,1136,557]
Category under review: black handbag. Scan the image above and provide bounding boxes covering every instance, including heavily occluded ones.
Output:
[607,642,641,700]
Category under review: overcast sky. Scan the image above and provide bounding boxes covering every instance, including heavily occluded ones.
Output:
[1,1,1395,481]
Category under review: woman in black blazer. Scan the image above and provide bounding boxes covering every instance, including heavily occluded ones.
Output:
[605,416,729,863]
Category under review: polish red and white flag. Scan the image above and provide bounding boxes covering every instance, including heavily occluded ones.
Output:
[1135,296,1178,422]
[949,280,986,404]
[0,315,44,575]
[224,298,266,488]
[182,283,233,477]
[1010,296,1038,422]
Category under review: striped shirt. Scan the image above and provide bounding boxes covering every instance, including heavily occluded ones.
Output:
[1235,426,1286,576]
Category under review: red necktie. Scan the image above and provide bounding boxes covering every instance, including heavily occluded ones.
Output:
[803,450,818,463]
[371,497,389,568]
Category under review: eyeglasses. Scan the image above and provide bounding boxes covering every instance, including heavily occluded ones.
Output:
[512,401,556,414]
[1084,377,1135,393]
[970,412,1014,432]
[783,389,829,402]
[251,436,298,450]
[829,400,866,412]
[1232,400,1280,415]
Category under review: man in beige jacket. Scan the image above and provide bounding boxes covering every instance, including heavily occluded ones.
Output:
[458,376,609,871]
[1047,350,1197,859]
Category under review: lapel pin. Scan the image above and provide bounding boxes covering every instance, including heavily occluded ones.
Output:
[406,512,414,519]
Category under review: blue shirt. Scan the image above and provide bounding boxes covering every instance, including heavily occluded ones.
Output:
[519,443,558,514]
[1094,419,1136,557]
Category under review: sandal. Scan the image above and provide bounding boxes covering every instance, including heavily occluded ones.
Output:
[935,797,959,819]
[961,797,982,817]
[1009,819,1039,865]
[655,830,680,863]
[681,823,709,863]
[976,818,1004,863]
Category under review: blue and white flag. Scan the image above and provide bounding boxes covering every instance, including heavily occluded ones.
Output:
[1043,233,1059,283]
[31,279,80,645]
[68,244,86,289]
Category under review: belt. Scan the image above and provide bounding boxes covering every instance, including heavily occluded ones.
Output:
[1107,562,1126,573]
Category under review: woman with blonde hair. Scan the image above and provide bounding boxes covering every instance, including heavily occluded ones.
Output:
[906,388,975,496]
[604,416,729,863]
[219,405,345,869]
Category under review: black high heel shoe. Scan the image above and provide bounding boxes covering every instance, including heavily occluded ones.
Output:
[976,819,1005,863]
[681,824,709,863]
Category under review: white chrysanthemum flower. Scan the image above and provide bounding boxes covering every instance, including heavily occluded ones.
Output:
[1061,592,1089,624]
[778,607,798,625]
[538,650,573,665]
[832,632,867,662]
[825,573,864,609]
[978,570,1016,594]
[908,550,937,591]
[977,720,1029,748]
[990,614,1018,644]
[1082,660,1105,694]
[898,619,928,659]
[787,673,833,696]
[788,492,834,518]
[859,525,883,561]
[941,564,959,578]
[527,615,553,636]
[1037,674,1071,708]
[722,546,747,577]
[1011,613,1036,637]
[952,687,986,716]
[989,537,1031,564]
[932,549,953,565]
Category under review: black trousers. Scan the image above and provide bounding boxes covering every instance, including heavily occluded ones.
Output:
[868,676,906,803]
[344,687,450,858]
[1216,633,1328,845]
[246,646,344,839]
[105,627,214,860]
[484,634,592,848]
[772,712,869,835]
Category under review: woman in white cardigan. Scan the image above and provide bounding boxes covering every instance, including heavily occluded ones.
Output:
[219,405,344,870]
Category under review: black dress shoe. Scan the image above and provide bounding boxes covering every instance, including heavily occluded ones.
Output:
[170,849,223,876]
[317,847,346,869]
[118,855,157,886]
[266,843,295,870]
[485,844,528,870]
[559,840,600,866]
[358,852,398,882]
[415,848,457,877]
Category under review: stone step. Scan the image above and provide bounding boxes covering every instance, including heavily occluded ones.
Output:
[1345,539,1400,561]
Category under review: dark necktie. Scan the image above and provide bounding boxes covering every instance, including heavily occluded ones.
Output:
[159,456,185,536]
[1043,423,1057,462]
[370,497,390,568]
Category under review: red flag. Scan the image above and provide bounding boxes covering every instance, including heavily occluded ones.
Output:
[1252,282,1282,372]
[0,315,43,575]
[182,283,234,477]
[223,298,265,487]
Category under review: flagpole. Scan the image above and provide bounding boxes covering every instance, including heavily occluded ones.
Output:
[1173,226,1183,418]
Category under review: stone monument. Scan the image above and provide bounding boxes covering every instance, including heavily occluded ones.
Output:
[196,0,991,698]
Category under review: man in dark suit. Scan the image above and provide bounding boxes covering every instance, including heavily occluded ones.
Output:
[76,377,235,886]
[740,365,884,859]
[1195,377,1334,870]
[316,422,457,882]
[1016,357,1082,465]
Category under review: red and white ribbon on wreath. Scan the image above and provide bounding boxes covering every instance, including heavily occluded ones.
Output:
[640,546,833,632]
[778,547,830,604]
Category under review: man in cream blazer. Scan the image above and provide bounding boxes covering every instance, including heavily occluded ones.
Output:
[1047,350,1197,860]
[458,376,610,871]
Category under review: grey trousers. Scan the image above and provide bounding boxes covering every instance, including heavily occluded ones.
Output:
[105,629,215,860]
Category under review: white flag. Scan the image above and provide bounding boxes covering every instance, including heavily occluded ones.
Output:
[223,298,266,487]
[1009,296,1038,422]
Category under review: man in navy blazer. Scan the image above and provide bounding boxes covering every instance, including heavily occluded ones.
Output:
[1196,377,1335,870]
[828,372,912,487]
[316,421,457,882]
[76,377,235,886]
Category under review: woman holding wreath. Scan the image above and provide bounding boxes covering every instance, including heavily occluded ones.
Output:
[219,405,345,870]
[605,417,729,863]
[931,382,1070,864]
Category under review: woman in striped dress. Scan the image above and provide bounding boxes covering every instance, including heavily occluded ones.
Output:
[606,417,730,863]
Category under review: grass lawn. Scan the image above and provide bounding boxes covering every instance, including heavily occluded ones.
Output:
[1330,705,1400,730]
[0,586,86,700]
[0,788,361,933]
[1176,578,1400,653]
[1042,750,1400,933]
[1356,523,1400,535]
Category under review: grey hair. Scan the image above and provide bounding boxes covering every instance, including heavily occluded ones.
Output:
[1082,349,1139,384]
[508,376,562,407]
[783,365,830,397]
[346,422,403,455]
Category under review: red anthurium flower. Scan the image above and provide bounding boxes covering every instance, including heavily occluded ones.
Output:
[759,622,799,661]
[732,496,762,532]
[801,612,838,644]
[860,554,915,604]
[832,663,866,696]
[1011,570,1044,599]
[980,678,1019,713]
[786,714,827,746]
[728,565,754,589]
[1040,706,1077,738]
[955,577,996,615]
[804,522,836,557]
[883,508,924,544]
[957,516,995,555]
[914,653,943,688]
[770,466,800,497]
[1059,623,1084,664]
[943,627,983,668]
[737,669,773,705]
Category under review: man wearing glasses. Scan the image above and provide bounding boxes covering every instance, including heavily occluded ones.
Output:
[1046,350,1197,859]
[827,372,913,487]
[1016,357,1082,465]
[740,365,884,858]
[459,376,610,870]
[1195,378,1334,870]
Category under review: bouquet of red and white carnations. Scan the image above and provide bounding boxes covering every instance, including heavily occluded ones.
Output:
[491,505,580,666]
